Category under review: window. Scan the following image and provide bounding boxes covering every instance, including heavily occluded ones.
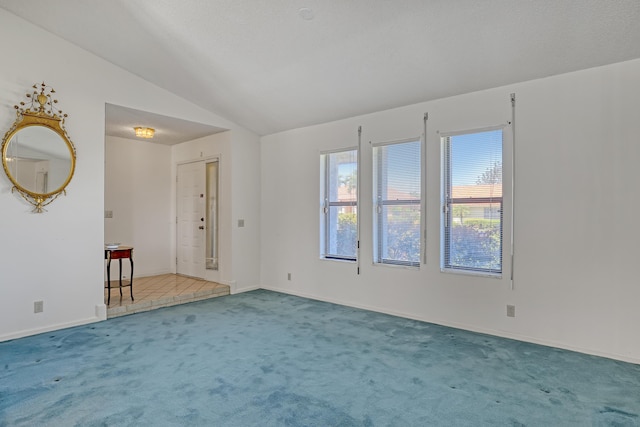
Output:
[373,140,421,266]
[442,128,503,274]
[320,149,358,261]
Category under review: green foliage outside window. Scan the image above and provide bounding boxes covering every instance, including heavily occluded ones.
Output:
[383,206,420,264]
[449,219,501,271]
[337,207,422,264]
[336,212,357,257]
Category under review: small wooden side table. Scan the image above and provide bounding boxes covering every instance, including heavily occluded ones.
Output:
[104,246,134,305]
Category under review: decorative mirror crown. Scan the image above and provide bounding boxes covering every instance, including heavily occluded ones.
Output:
[15,82,67,122]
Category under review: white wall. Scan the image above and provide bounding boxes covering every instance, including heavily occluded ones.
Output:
[260,58,640,363]
[0,9,260,341]
[105,135,172,278]
[230,126,262,293]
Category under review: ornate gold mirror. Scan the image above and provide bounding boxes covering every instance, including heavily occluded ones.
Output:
[1,83,76,212]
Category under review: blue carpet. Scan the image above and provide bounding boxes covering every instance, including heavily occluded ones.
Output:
[1,290,639,426]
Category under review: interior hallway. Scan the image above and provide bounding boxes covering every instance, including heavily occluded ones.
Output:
[105,273,230,318]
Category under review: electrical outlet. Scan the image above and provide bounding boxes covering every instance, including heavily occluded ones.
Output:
[287,273,292,281]
[104,210,113,218]
[506,305,515,318]
[238,219,245,227]
[34,301,44,313]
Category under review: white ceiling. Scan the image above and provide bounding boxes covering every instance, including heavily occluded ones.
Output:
[2,0,640,136]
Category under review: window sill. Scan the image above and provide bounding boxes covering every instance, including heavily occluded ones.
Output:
[373,261,420,270]
[440,267,502,279]
[319,256,356,264]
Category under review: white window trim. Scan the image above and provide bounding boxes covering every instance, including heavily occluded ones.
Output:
[439,124,507,277]
[320,147,358,262]
[372,137,422,268]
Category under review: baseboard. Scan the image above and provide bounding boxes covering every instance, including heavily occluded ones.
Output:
[131,270,173,279]
[218,279,260,295]
[234,285,260,294]
[260,284,640,365]
[0,316,103,343]
[219,279,237,293]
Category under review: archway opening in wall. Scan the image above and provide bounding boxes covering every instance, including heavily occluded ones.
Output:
[103,103,228,318]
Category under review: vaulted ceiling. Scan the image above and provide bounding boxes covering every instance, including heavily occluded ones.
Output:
[2,0,640,136]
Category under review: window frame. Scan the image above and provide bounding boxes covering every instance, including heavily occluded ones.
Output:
[320,147,358,262]
[372,138,422,268]
[441,126,505,277]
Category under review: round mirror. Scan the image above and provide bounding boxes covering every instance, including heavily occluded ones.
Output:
[3,125,74,195]
[1,82,76,212]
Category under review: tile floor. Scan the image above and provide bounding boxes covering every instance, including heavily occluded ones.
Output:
[105,273,230,318]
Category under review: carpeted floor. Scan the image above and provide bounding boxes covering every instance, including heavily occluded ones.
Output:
[1,290,639,426]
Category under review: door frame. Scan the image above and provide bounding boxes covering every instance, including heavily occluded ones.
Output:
[175,155,222,283]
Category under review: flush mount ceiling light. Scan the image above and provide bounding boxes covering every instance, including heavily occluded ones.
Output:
[134,127,155,138]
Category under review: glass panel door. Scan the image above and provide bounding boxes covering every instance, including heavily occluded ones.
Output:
[205,161,219,270]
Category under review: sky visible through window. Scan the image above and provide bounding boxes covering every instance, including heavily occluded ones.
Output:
[335,131,501,191]
[451,129,502,186]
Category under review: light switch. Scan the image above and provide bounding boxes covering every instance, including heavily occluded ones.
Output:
[238,219,245,227]
[105,210,113,218]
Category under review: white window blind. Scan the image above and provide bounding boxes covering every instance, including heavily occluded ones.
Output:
[373,139,421,266]
[442,128,503,274]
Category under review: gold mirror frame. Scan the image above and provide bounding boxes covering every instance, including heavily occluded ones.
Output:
[1,83,76,213]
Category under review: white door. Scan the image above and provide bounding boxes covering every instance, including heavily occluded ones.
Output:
[177,161,206,278]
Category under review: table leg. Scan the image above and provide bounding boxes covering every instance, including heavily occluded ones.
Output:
[106,255,112,305]
[118,258,123,297]
[129,256,134,301]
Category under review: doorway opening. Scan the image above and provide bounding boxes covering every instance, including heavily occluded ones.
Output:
[104,103,227,308]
